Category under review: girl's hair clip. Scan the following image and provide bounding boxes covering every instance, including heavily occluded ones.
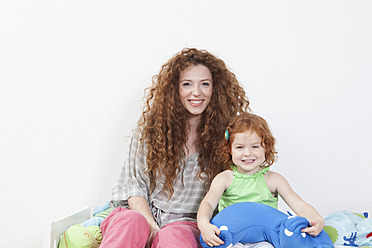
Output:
[225,130,229,140]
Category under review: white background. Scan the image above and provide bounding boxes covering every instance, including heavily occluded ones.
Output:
[1,1,371,247]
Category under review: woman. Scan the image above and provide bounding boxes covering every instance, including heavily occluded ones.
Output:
[100,48,250,248]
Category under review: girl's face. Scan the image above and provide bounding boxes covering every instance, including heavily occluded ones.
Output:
[178,64,213,117]
[230,130,266,175]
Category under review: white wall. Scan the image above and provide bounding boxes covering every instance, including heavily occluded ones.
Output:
[1,1,371,247]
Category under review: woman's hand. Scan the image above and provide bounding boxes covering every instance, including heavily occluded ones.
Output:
[301,217,325,237]
[146,224,160,248]
[199,222,224,247]
[128,196,161,247]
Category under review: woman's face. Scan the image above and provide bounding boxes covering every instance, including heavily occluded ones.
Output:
[178,64,213,117]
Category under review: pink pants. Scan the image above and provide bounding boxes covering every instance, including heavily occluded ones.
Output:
[100,207,202,248]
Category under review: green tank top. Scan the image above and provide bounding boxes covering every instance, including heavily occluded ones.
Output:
[218,166,278,212]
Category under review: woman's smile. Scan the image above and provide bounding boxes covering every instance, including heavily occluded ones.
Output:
[179,64,213,117]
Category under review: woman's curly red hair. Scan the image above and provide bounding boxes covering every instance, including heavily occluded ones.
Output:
[139,48,250,196]
[218,113,277,171]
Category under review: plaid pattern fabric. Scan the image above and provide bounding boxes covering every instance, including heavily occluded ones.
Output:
[110,126,208,227]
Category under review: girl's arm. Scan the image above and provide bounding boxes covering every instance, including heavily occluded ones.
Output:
[266,171,325,237]
[197,171,233,247]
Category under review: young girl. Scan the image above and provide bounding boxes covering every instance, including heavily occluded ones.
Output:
[197,113,324,248]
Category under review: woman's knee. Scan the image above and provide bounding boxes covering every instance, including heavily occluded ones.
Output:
[118,209,148,226]
[100,208,150,247]
[101,208,149,236]
[152,221,200,248]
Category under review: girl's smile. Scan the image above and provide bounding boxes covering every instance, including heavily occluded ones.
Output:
[242,159,256,163]
[230,130,266,175]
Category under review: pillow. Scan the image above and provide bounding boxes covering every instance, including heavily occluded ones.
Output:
[57,201,111,248]
[58,225,102,248]
[324,210,372,247]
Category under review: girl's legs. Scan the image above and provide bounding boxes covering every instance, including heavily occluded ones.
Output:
[100,207,150,248]
[151,221,202,248]
[233,242,274,248]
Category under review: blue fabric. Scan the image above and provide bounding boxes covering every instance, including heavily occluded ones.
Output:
[81,217,105,228]
[324,210,372,246]
[200,202,334,248]
[92,201,110,216]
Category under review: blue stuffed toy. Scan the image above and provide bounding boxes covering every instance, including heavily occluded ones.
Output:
[200,202,334,248]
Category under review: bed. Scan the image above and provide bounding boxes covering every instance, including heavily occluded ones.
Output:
[43,207,91,248]
[43,206,370,248]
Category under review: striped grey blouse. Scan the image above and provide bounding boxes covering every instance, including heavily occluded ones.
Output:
[110,126,209,227]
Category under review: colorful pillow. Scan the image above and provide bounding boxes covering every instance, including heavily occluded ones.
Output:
[324,210,372,247]
[58,202,112,248]
[58,225,102,248]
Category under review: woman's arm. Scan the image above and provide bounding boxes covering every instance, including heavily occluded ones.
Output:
[128,196,160,247]
[266,171,325,236]
[115,125,158,246]
[197,171,233,247]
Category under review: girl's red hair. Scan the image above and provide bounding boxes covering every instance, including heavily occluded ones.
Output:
[218,113,277,170]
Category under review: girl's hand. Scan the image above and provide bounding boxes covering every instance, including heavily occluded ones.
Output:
[301,217,325,237]
[199,223,224,247]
